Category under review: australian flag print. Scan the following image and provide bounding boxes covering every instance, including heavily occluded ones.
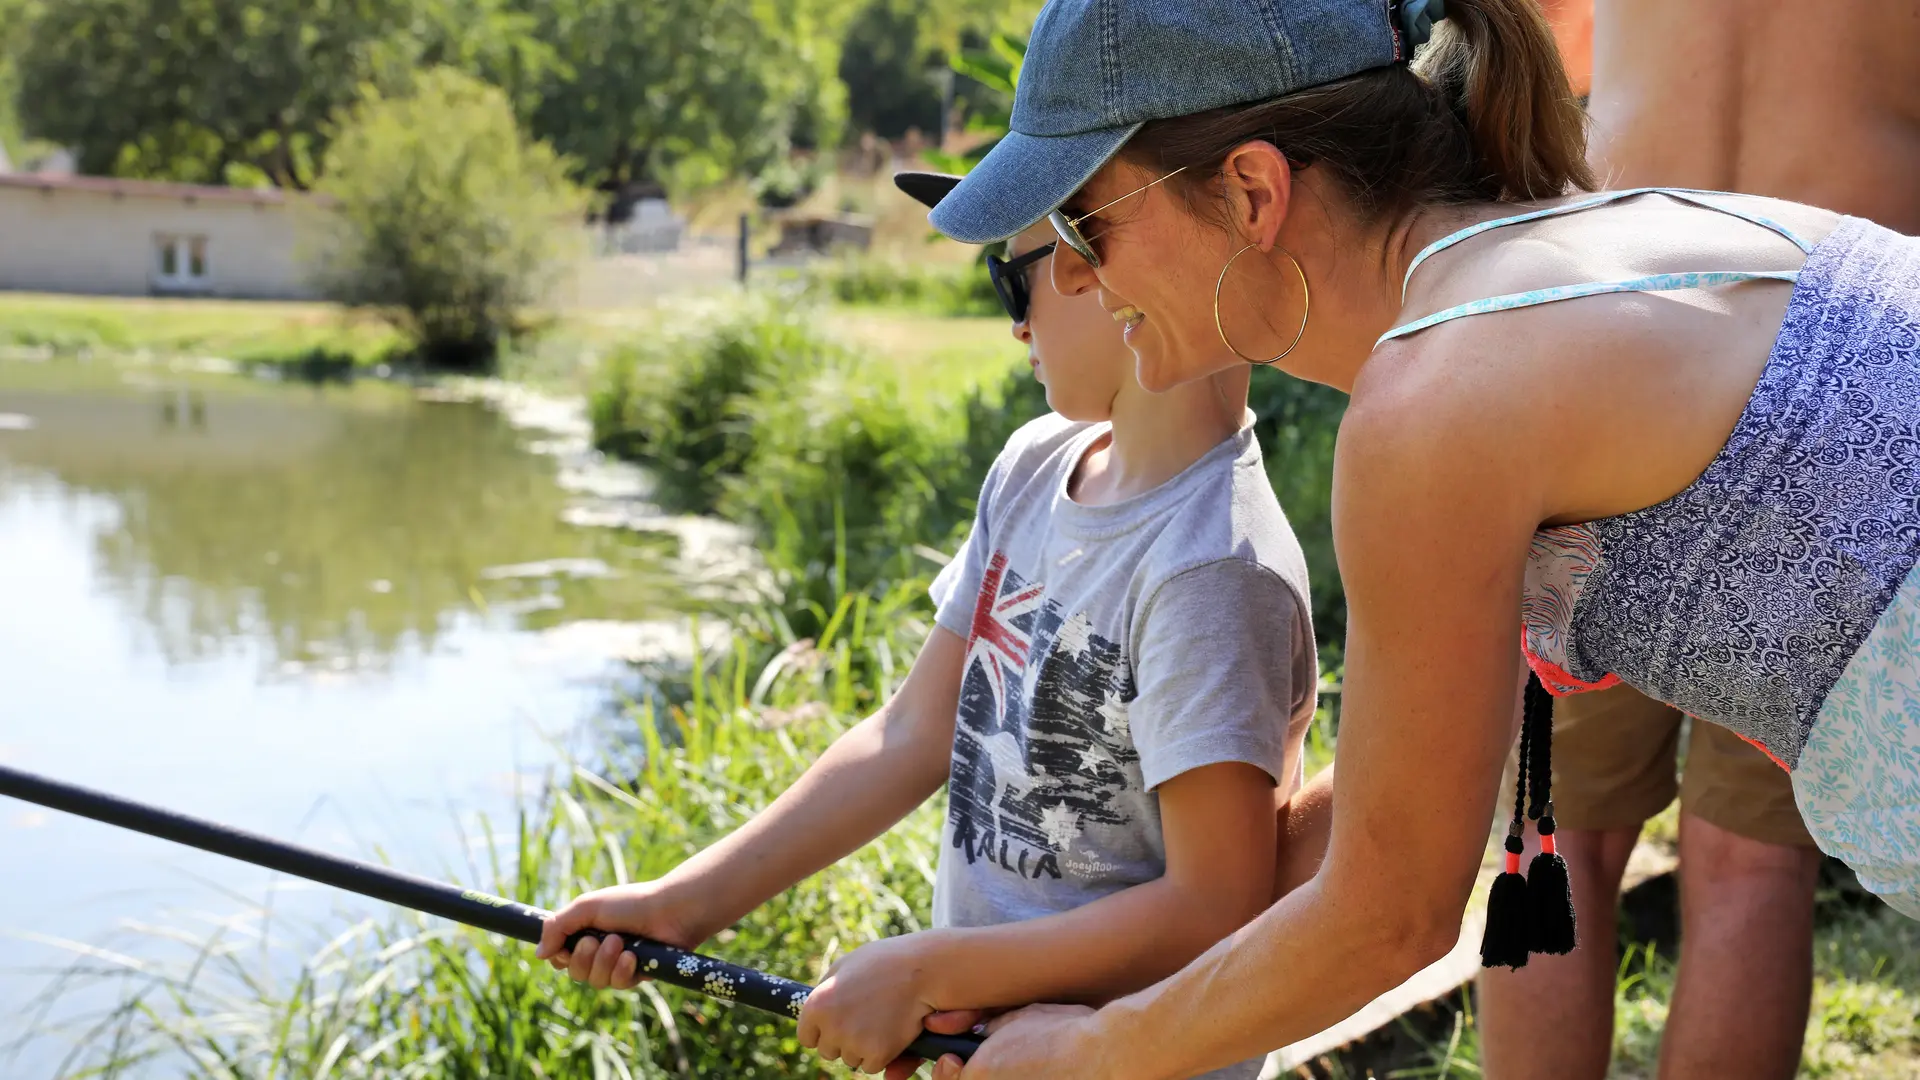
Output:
[949,551,1140,882]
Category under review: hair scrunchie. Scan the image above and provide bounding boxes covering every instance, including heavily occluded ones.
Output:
[1396,0,1448,53]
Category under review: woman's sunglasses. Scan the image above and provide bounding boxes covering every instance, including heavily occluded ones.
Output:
[1048,165,1188,269]
[986,242,1055,324]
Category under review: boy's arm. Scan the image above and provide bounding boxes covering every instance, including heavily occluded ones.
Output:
[1275,761,1336,902]
[920,559,1305,1006]
[798,759,1278,1074]
[800,562,1305,1073]
[535,625,965,975]
[924,757,1278,1005]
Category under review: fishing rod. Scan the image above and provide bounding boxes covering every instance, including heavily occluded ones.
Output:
[0,763,981,1064]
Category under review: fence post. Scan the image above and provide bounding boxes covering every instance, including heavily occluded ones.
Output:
[736,213,750,285]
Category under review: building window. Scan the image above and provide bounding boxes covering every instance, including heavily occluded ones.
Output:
[153,234,211,292]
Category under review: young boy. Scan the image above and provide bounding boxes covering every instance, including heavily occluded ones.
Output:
[536,172,1319,1079]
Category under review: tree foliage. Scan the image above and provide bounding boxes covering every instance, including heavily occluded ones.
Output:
[312,67,586,370]
[0,0,42,165]
[522,0,855,201]
[15,0,435,187]
[838,0,1036,140]
[12,0,858,197]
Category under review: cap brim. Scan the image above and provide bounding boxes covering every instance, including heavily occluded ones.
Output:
[892,171,962,209]
[927,123,1141,245]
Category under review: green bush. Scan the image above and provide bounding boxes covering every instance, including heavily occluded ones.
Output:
[589,296,851,515]
[722,357,954,600]
[595,299,1046,594]
[313,68,587,372]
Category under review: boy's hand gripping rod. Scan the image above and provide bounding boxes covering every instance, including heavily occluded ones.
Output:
[0,763,982,1063]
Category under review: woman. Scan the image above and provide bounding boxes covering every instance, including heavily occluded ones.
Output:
[910,0,1920,1076]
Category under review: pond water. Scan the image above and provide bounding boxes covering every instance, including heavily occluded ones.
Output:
[0,356,742,1075]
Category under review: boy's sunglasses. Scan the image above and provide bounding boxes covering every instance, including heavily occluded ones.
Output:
[1048,165,1188,269]
[987,242,1055,324]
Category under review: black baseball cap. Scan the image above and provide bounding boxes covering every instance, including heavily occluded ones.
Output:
[893,171,963,210]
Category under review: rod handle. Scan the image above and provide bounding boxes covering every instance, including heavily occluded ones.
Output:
[564,930,983,1062]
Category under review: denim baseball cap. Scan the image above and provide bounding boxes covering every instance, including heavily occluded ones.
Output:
[929,0,1409,244]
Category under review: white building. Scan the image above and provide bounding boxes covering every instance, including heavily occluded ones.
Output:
[0,173,330,300]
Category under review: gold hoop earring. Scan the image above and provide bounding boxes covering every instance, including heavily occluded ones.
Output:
[1214,244,1310,366]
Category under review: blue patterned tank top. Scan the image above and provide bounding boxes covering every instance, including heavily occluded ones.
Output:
[1378,188,1920,769]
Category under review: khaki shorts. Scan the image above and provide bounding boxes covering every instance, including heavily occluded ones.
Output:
[1504,681,1816,848]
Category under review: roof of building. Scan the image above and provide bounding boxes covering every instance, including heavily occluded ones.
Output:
[0,171,304,205]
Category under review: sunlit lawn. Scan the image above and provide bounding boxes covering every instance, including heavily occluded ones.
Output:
[0,289,1027,422]
[825,307,1025,412]
[0,291,402,364]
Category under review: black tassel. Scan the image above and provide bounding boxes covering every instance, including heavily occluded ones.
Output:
[1481,832,1531,969]
[1518,672,1576,954]
[1527,815,1577,955]
[1523,674,1555,821]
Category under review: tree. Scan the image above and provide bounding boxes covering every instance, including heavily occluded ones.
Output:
[312,68,586,370]
[0,0,40,165]
[522,0,854,209]
[837,0,1036,141]
[14,0,561,188]
[16,0,435,187]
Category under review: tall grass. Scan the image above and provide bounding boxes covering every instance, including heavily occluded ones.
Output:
[792,255,999,319]
[587,295,847,515]
[24,587,943,1080]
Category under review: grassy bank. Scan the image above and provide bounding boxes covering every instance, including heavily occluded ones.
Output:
[0,292,404,373]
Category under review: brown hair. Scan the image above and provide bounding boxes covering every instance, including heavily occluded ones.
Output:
[1125,0,1596,224]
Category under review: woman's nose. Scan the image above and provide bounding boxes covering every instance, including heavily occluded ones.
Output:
[1050,243,1098,296]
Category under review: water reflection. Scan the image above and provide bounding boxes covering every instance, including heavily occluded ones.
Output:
[0,360,686,674]
[0,357,721,1076]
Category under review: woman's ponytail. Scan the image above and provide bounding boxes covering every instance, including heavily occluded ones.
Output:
[1413,0,1596,200]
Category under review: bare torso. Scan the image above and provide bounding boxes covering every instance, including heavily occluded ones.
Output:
[1585,0,1920,233]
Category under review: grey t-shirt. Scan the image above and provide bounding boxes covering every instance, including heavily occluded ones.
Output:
[929,414,1317,1079]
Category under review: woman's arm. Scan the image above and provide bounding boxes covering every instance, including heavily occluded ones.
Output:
[945,361,1549,1080]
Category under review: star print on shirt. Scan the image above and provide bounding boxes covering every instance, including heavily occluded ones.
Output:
[948,552,1141,883]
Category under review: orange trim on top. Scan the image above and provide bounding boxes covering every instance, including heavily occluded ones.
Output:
[1726,724,1792,773]
[1520,633,1622,697]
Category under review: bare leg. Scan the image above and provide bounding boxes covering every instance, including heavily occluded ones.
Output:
[1476,825,1640,1080]
[1657,813,1820,1080]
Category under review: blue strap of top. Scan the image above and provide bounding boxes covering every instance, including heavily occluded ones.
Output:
[1377,187,1814,345]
